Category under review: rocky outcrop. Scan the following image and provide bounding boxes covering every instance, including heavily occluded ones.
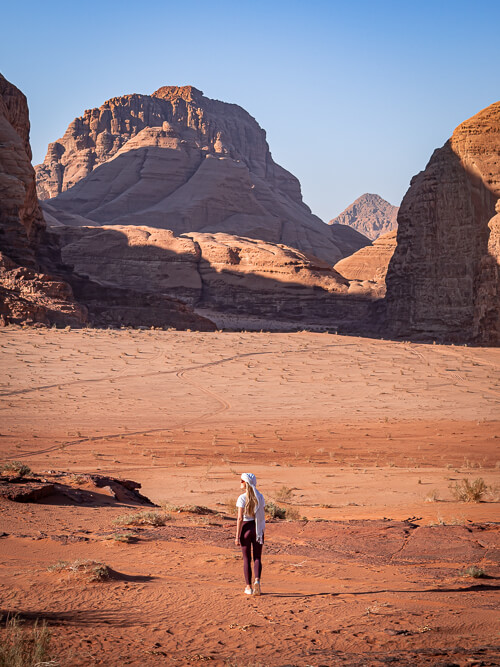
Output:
[329,193,399,240]
[0,250,86,326]
[385,102,500,345]
[334,230,397,297]
[0,74,86,327]
[52,224,378,329]
[36,86,370,265]
[0,470,156,505]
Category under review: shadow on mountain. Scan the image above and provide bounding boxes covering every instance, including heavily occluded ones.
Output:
[39,224,386,337]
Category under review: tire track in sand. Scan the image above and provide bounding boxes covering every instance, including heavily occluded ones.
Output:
[9,362,232,460]
[0,342,361,398]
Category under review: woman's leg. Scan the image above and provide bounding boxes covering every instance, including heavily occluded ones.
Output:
[253,537,263,580]
[240,523,253,585]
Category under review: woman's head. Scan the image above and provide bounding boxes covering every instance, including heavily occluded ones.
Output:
[241,472,257,487]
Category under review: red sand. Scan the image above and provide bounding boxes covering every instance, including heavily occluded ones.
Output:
[0,329,499,665]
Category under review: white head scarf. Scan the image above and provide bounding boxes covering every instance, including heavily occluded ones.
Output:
[241,472,257,488]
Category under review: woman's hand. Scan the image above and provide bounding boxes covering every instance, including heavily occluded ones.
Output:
[235,538,240,546]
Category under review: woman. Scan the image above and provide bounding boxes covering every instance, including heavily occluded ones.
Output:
[235,472,265,595]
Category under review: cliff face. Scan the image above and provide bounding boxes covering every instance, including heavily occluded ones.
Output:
[0,74,44,266]
[0,73,86,326]
[36,86,369,264]
[385,102,500,344]
[329,193,399,240]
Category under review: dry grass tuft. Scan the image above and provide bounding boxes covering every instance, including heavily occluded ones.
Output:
[0,615,53,667]
[48,559,110,582]
[424,489,440,503]
[113,511,169,527]
[450,478,487,503]
[274,486,293,503]
[224,498,238,516]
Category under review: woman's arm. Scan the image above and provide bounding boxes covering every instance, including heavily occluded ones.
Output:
[235,507,244,545]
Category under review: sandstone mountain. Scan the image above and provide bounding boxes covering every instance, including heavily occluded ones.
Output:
[52,225,378,330]
[334,230,397,297]
[36,86,369,265]
[385,101,500,345]
[0,75,214,330]
[330,193,399,240]
[0,73,86,326]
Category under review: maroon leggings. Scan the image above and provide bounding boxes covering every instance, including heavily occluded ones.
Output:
[240,520,263,585]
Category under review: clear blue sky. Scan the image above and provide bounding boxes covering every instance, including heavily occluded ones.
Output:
[2,0,499,221]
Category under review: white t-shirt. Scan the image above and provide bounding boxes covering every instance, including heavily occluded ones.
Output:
[236,493,256,522]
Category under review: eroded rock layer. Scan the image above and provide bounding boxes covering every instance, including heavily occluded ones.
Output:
[334,230,397,297]
[53,224,377,329]
[329,193,398,240]
[386,101,500,345]
[36,86,370,264]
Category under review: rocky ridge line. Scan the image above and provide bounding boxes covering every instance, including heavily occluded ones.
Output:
[329,193,399,241]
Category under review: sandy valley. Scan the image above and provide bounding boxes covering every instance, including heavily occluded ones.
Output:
[0,328,499,665]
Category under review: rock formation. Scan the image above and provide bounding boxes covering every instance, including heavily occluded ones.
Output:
[330,193,399,240]
[52,224,377,329]
[36,86,370,265]
[385,101,500,345]
[0,75,215,330]
[334,230,397,297]
[0,73,86,326]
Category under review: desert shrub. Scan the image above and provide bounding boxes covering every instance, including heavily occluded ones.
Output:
[275,486,293,503]
[111,532,137,543]
[265,502,286,519]
[462,565,486,578]
[113,511,169,527]
[70,474,87,485]
[160,502,181,512]
[450,478,487,503]
[86,562,111,581]
[284,506,301,521]
[48,559,110,581]
[179,505,217,515]
[1,461,31,478]
[0,616,52,667]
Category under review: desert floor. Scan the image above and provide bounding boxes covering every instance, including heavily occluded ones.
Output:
[0,328,499,666]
